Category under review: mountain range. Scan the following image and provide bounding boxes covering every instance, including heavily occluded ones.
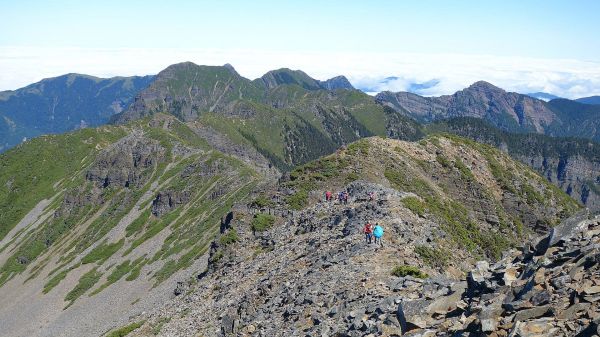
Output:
[0,74,154,151]
[1,62,600,336]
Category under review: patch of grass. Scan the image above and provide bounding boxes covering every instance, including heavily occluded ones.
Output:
[251,213,275,232]
[284,154,351,209]
[402,197,426,217]
[286,189,309,210]
[391,265,428,279]
[346,139,370,156]
[211,250,224,263]
[522,183,544,204]
[151,317,171,335]
[0,201,98,286]
[219,228,239,246]
[436,155,451,168]
[43,269,69,294]
[250,194,275,209]
[125,257,147,281]
[64,267,102,307]
[385,167,433,198]
[43,263,80,294]
[106,321,145,337]
[345,171,360,183]
[454,158,474,181]
[125,209,151,237]
[484,153,517,193]
[90,259,138,296]
[154,244,207,286]
[81,239,125,265]
[0,127,125,241]
[414,245,449,268]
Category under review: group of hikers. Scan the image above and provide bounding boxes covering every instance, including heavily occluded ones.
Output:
[363,222,384,246]
[325,190,349,205]
[323,189,385,247]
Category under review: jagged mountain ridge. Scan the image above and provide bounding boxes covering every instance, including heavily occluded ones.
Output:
[113,62,421,171]
[121,136,579,336]
[0,73,154,152]
[3,63,599,211]
[376,81,600,143]
[376,81,556,133]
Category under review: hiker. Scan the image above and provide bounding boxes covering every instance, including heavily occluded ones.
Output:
[343,191,349,205]
[363,222,373,244]
[338,191,344,203]
[373,223,384,246]
[325,191,332,202]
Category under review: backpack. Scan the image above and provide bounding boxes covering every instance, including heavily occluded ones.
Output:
[373,225,384,238]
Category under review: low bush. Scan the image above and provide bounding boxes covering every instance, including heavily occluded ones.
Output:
[251,213,275,232]
[391,265,428,279]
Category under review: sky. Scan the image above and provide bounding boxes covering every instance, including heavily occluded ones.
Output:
[1,0,600,98]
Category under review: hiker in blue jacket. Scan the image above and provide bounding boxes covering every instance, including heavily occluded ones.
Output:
[373,223,384,246]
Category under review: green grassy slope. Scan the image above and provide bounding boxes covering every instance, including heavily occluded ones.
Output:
[283,135,579,259]
[0,114,263,305]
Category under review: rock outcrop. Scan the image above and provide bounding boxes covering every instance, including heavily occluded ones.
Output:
[85,132,166,189]
[393,212,600,336]
[319,75,355,90]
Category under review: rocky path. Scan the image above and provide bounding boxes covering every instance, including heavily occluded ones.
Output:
[131,181,452,336]
[128,181,598,337]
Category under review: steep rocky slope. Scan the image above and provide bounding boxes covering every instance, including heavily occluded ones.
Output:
[118,136,579,336]
[0,73,153,152]
[390,211,600,336]
[0,114,271,337]
[427,117,600,211]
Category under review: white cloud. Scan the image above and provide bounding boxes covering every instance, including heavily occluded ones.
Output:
[1,47,599,99]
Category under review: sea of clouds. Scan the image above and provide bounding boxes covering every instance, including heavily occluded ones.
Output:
[1,47,599,99]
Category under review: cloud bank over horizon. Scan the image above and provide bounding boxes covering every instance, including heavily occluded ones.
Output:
[1,47,600,99]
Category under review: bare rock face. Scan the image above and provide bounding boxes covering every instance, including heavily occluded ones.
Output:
[518,153,600,210]
[376,81,557,133]
[318,75,354,90]
[151,190,191,217]
[86,132,166,189]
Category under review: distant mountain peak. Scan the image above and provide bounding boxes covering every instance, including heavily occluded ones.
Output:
[467,80,504,92]
[260,68,322,90]
[223,63,239,75]
[319,75,354,90]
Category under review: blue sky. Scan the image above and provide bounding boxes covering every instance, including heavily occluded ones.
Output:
[1,0,600,97]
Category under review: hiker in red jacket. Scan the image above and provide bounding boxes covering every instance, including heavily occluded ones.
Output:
[363,222,373,244]
[325,191,332,202]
